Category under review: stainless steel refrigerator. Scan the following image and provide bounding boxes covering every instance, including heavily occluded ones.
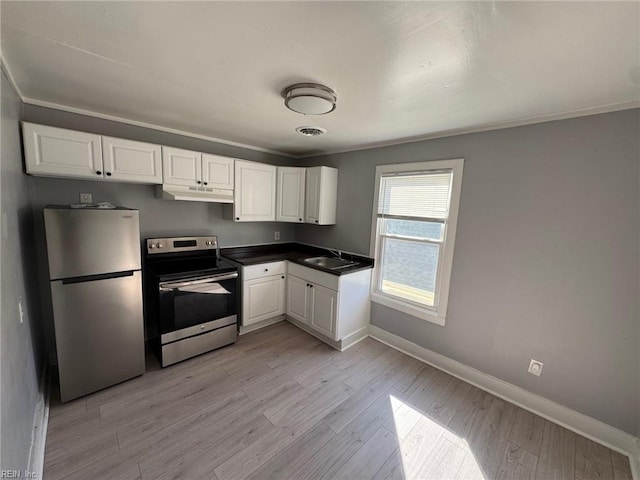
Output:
[44,206,145,401]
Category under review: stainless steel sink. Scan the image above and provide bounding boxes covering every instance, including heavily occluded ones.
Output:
[302,256,358,270]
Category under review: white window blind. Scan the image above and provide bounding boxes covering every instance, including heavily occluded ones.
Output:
[378,171,453,220]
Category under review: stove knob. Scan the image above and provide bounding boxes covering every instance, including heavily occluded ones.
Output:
[157,243,164,248]
[205,241,211,246]
[149,244,155,249]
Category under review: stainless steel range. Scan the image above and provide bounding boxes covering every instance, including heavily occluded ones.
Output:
[143,236,238,367]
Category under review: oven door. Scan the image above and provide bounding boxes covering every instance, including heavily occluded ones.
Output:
[158,271,238,338]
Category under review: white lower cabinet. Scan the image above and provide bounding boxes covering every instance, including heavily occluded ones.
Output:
[308,283,338,339]
[286,262,370,344]
[286,274,310,324]
[241,261,286,327]
[243,275,285,325]
[287,273,339,340]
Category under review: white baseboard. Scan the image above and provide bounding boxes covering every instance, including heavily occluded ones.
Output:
[284,317,368,352]
[238,316,284,335]
[285,317,342,351]
[340,327,369,351]
[27,362,50,479]
[368,324,640,479]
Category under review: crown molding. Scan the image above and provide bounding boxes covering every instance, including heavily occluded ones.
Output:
[21,96,296,158]
[1,53,26,101]
[296,99,640,159]
[4,54,638,161]
[1,55,294,158]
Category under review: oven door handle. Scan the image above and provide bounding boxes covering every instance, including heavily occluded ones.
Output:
[159,272,238,289]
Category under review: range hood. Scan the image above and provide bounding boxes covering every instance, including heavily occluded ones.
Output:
[156,184,234,203]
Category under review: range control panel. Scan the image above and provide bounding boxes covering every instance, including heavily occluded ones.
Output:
[146,236,218,255]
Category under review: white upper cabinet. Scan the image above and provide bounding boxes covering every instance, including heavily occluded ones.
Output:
[22,124,336,211]
[202,154,234,190]
[305,166,338,225]
[276,167,305,223]
[162,148,235,192]
[22,122,162,184]
[23,122,103,180]
[233,160,276,222]
[162,146,202,186]
[102,136,162,184]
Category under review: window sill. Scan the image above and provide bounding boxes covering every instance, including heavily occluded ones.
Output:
[370,292,446,326]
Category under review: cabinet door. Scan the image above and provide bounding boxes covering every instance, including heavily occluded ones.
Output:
[305,166,338,225]
[276,167,305,223]
[102,136,162,184]
[202,154,234,189]
[286,275,310,324]
[304,167,321,224]
[242,275,285,326]
[162,146,202,186]
[309,284,338,339]
[234,160,277,222]
[22,122,103,179]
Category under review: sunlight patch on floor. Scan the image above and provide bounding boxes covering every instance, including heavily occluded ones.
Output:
[389,395,485,480]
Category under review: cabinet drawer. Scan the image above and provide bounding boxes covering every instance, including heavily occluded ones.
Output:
[287,262,339,291]
[243,261,286,280]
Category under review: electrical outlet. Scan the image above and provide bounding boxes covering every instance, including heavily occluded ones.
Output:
[274,231,280,240]
[528,359,543,377]
[79,193,92,204]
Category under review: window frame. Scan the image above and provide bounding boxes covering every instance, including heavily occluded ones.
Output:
[369,159,464,326]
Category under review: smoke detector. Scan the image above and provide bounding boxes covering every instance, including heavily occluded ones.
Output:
[295,126,327,137]
[284,83,337,115]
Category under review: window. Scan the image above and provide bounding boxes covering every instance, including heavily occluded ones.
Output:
[370,159,464,325]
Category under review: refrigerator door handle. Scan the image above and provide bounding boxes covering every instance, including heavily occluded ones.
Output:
[61,270,136,285]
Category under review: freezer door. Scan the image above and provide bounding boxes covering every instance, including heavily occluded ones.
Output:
[44,207,141,279]
[51,271,145,401]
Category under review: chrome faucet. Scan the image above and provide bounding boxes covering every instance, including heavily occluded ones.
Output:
[327,248,342,259]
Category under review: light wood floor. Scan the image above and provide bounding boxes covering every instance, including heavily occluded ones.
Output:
[44,321,632,480]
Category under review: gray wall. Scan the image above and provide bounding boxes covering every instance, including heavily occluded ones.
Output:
[21,105,296,363]
[1,71,44,471]
[296,110,640,436]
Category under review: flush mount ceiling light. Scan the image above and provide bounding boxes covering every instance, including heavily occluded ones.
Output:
[284,83,337,115]
[295,126,327,137]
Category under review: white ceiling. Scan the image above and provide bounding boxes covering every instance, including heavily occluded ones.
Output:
[1,1,639,157]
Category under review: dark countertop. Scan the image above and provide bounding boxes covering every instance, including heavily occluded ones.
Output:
[220,242,374,276]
